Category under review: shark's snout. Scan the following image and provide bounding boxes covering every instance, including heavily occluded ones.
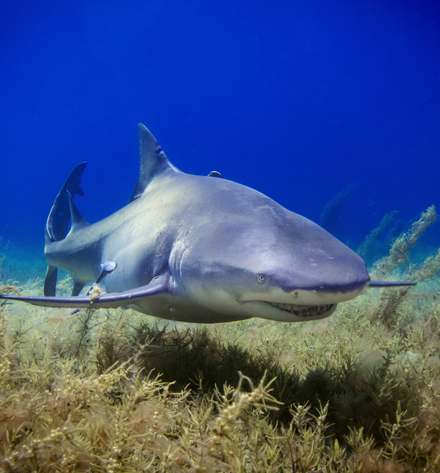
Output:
[266,237,371,305]
[286,272,371,298]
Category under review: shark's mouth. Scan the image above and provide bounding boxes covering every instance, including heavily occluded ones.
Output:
[267,302,336,318]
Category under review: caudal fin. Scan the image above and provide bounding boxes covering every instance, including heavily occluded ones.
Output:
[44,162,87,296]
[45,162,87,242]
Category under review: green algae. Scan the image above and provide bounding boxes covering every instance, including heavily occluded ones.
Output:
[371,205,437,279]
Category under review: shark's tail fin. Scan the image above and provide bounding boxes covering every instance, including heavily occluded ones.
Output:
[44,162,87,296]
[45,162,87,242]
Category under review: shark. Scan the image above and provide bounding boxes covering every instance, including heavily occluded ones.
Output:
[0,124,414,323]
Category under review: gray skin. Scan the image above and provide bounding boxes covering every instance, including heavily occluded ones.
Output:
[0,124,415,323]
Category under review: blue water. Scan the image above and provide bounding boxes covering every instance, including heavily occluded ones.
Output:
[1,0,439,275]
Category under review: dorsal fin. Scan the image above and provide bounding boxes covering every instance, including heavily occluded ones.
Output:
[67,191,89,232]
[128,124,180,203]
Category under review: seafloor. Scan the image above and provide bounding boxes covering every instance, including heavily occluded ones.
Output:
[1,207,440,472]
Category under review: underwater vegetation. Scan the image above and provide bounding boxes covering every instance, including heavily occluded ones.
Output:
[358,210,401,265]
[0,206,440,471]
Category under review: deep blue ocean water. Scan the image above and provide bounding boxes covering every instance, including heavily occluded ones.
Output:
[1,0,439,279]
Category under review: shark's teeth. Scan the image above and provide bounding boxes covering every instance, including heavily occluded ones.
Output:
[268,302,335,317]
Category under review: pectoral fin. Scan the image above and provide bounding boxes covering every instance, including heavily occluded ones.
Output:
[0,274,169,310]
[368,281,416,287]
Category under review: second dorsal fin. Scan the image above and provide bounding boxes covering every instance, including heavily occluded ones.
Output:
[128,124,180,203]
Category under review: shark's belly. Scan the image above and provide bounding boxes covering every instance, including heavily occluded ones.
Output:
[126,293,251,324]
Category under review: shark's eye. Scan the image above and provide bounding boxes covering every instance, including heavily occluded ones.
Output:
[256,274,265,283]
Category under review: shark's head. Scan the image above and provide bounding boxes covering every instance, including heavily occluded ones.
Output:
[173,185,370,322]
